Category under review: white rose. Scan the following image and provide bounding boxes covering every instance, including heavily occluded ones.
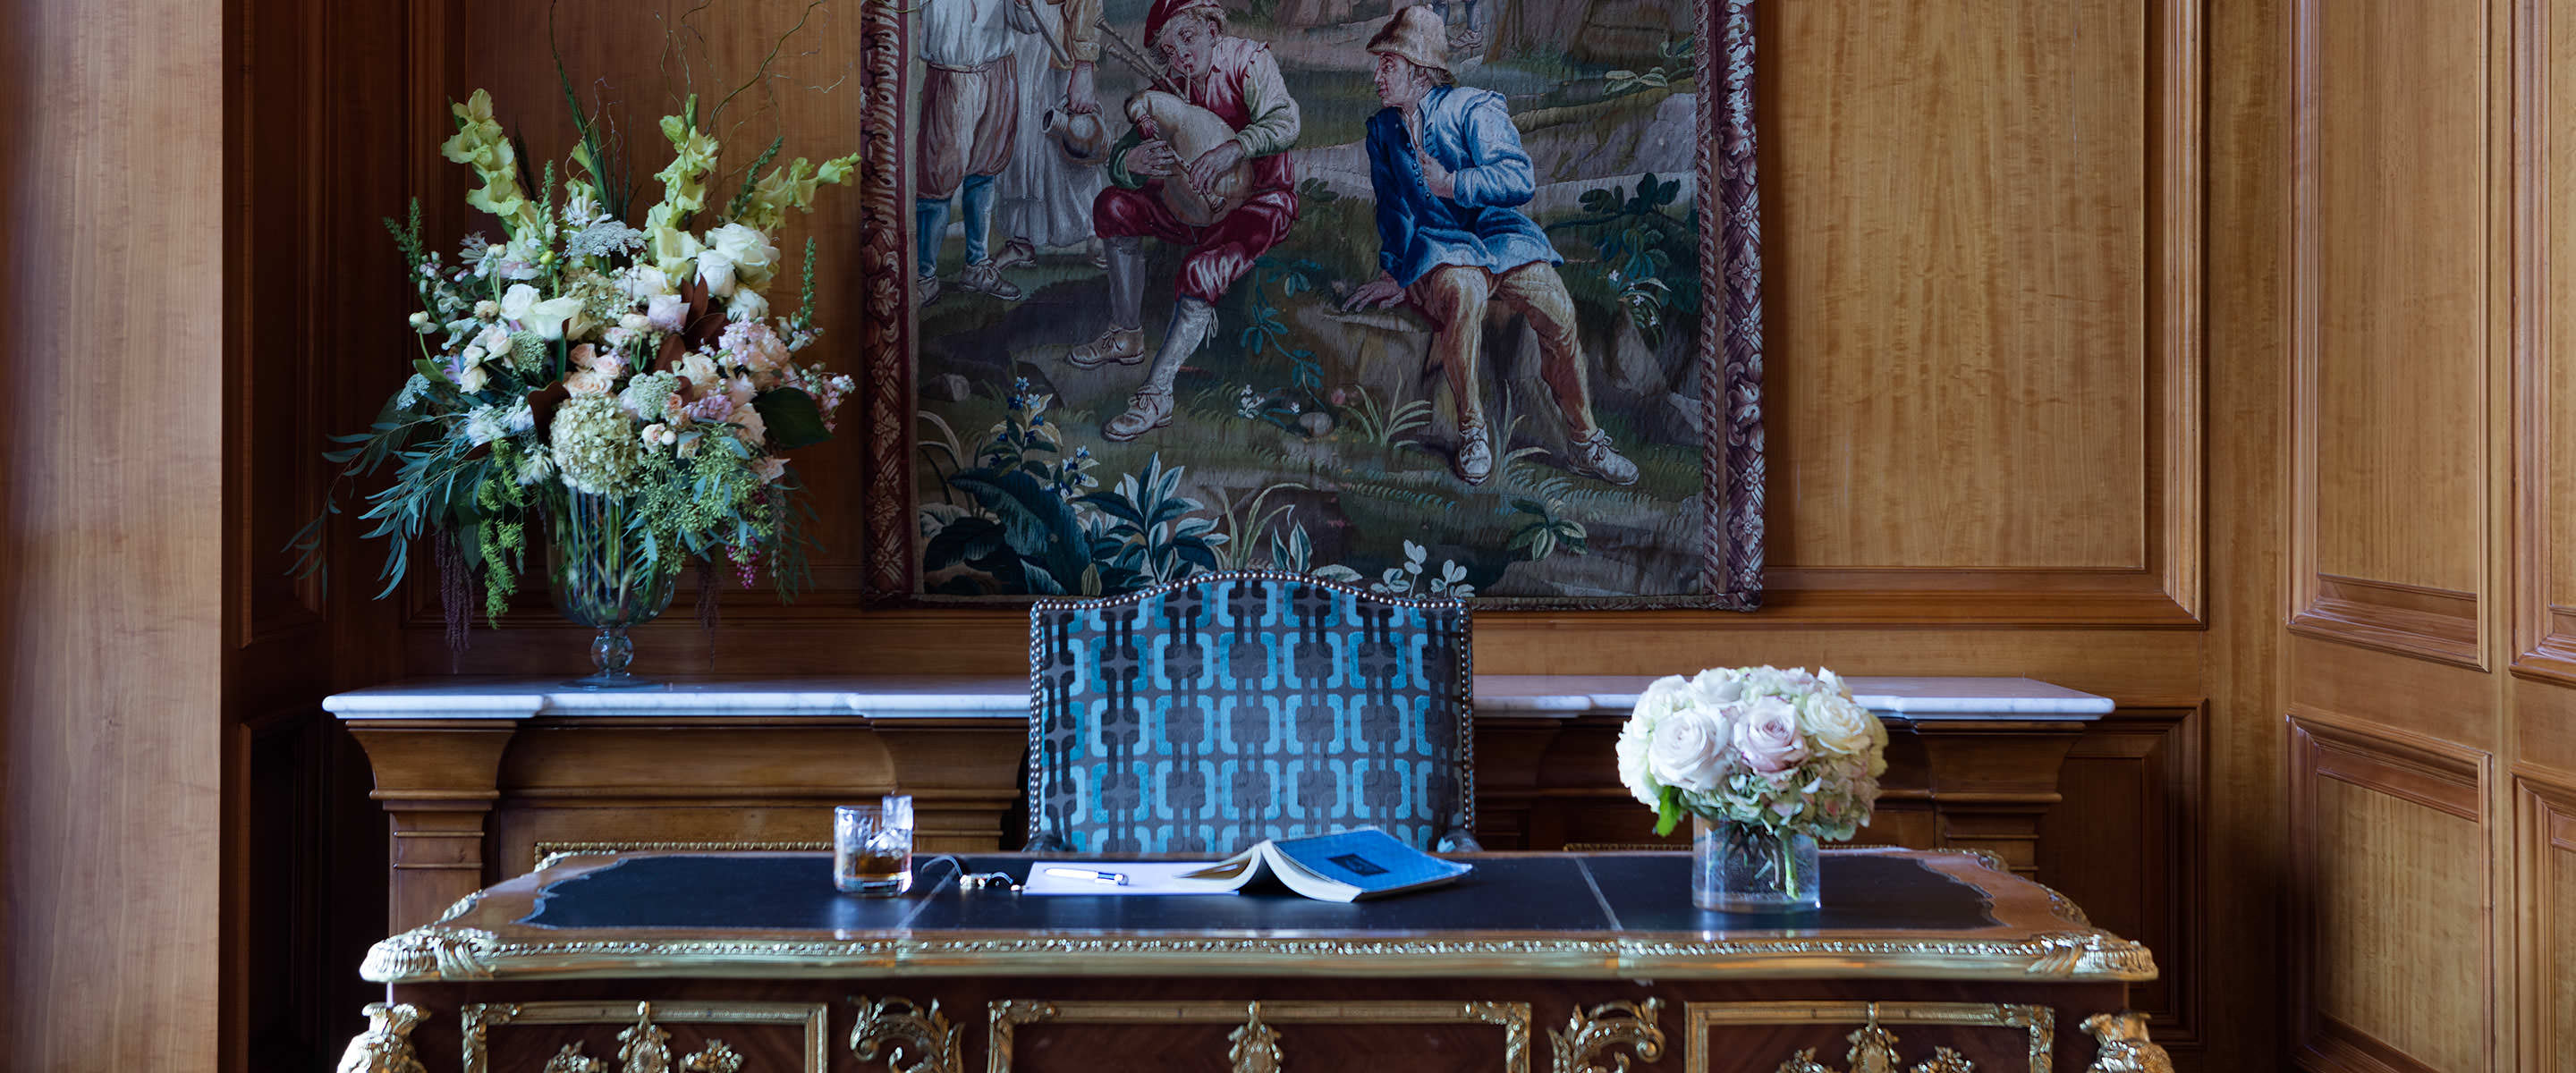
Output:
[1616,675,1693,805]
[1686,668,1744,709]
[707,223,779,286]
[727,287,770,324]
[1797,693,1881,759]
[564,369,614,397]
[1647,707,1733,792]
[498,283,541,326]
[697,247,739,297]
[623,265,676,300]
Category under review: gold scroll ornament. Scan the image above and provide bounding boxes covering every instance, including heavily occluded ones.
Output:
[848,995,964,1073]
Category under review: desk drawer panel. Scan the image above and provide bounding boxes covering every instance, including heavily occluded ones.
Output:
[987,998,1532,1073]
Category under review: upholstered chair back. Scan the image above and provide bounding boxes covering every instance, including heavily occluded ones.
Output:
[1026,570,1477,855]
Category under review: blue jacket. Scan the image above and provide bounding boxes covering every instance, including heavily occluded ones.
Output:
[1366,86,1562,287]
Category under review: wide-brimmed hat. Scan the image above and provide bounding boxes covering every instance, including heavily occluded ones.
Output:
[1367,5,1449,75]
[1144,0,1224,47]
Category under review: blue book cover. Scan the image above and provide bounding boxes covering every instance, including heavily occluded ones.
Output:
[1265,827,1470,900]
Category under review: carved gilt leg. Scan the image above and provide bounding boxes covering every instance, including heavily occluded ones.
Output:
[334,1002,428,1073]
[2080,1011,2174,1073]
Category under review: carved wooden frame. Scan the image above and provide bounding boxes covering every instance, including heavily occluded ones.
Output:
[2286,0,2492,670]
[984,999,1534,1072]
[1679,1001,2052,1073]
[2512,767,2576,1073]
[457,1001,831,1073]
[2284,711,2495,1073]
[852,0,1766,609]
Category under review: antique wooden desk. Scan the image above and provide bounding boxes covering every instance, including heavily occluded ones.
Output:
[340,848,2174,1073]
[327,675,2114,933]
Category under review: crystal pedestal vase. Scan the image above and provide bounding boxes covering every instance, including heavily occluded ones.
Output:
[547,492,679,689]
[1690,814,1821,912]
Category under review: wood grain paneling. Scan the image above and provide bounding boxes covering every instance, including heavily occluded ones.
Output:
[2203,0,2293,1063]
[2513,770,2576,1073]
[1761,0,2201,624]
[2,0,225,1069]
[2518,0,2576,686]
[2291,717,2493,1073]
[1765,0,2143,570]
[2291,0,2494,667]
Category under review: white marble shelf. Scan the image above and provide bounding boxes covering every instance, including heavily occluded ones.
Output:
[326,673,2109,722]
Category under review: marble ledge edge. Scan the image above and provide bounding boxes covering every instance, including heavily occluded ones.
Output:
[326,691,2109,722]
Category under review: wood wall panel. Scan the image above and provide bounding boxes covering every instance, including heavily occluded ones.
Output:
[2304,0,2489,595]
[2520,0,2576,685]
[2291,0,2493,668]
[1763,0,2142,570]
[2,0,225,1069]
[2291,718,2494,1073]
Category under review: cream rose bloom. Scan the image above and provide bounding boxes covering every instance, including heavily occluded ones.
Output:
[1796,692,1881,760]
[564,369,615,397]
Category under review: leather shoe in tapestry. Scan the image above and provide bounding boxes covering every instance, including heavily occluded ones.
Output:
[1566,430,1639,486]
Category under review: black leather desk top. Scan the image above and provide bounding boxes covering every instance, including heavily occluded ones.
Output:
[518,852,1996,935]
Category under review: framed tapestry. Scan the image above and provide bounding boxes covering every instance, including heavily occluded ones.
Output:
[856,0,1762,607]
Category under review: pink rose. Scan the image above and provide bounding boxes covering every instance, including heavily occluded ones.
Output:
[647,293,689,334]
[1733,697,1808,775]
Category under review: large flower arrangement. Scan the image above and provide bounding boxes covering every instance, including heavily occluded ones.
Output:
[1615,666,1890,841]
[301,88,860,629]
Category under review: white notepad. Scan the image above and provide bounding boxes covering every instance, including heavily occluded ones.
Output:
[1016,860,1241,896]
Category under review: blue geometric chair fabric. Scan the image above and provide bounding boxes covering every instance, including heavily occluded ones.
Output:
[1026,570,1478,855]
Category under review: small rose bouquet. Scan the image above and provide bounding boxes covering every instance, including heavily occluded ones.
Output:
[1616,666,1890,841]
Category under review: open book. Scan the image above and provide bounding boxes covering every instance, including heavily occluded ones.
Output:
[1177,827,1471,902]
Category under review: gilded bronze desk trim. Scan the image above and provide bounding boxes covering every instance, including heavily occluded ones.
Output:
[361,850,2157,986]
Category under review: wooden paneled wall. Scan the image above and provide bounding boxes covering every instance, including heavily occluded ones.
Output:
[2284,0,2576,1069]
[1,0,225,1069]
[214,0,2304,1071]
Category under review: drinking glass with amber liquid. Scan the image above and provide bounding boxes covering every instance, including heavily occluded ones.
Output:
[835,796,914,896]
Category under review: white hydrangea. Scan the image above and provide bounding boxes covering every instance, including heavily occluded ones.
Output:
[549,396,642,494]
